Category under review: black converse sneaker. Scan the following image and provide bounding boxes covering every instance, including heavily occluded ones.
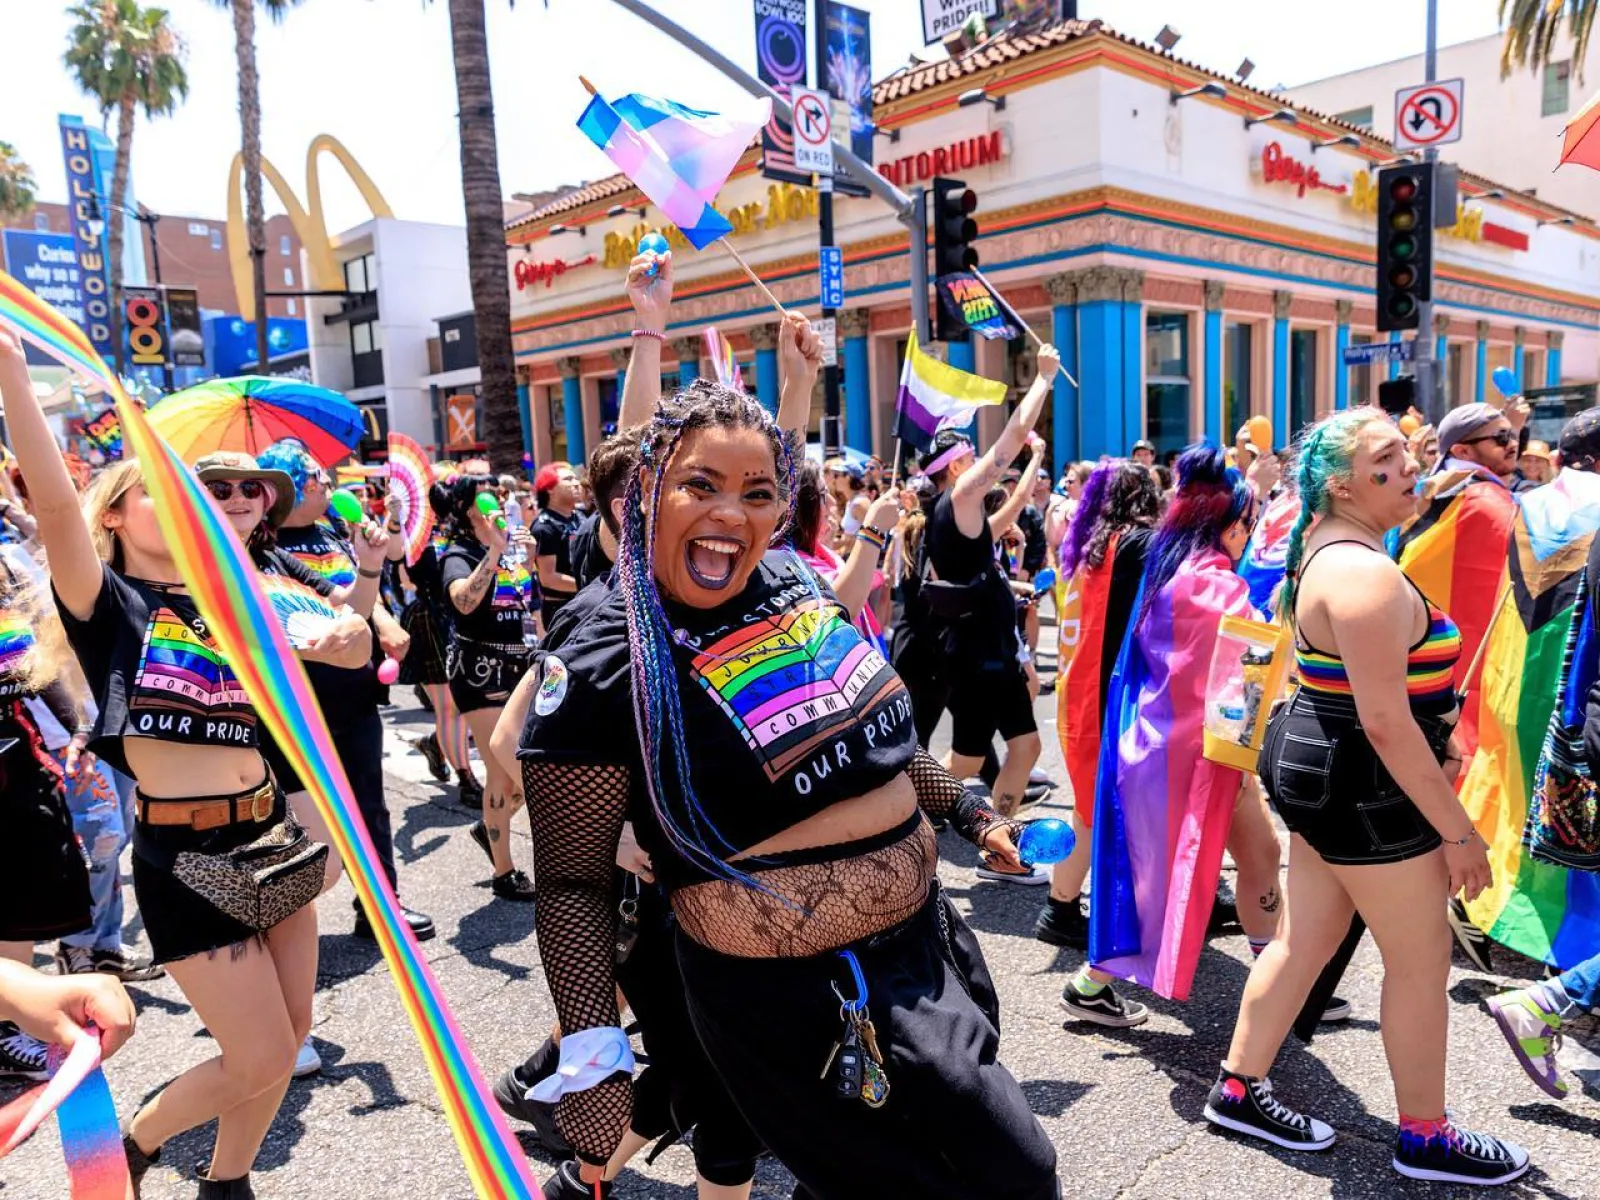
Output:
[1392,1119,1530,1186]
[1034,896,1089,949]
[0,1023,50,1082]
[1203,1067,1336,1151]
[1059,977,1149,1027]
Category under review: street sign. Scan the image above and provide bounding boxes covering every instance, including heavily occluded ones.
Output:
[819,245,845,309]
[1342,339,1415,367]
[790,86,834,176]
[1392,78,1464,152]
[816,317,837,368]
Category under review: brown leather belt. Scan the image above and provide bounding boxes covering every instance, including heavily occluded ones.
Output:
[137,778,276,831]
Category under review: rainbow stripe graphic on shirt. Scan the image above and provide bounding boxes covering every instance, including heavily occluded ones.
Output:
[0,608,35,684]
[131,608,253,719]
[493,558,532,608]
[687,598,902,782]
[293,547,357,590]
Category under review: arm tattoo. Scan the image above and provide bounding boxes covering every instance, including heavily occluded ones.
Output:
[453,551,499,613]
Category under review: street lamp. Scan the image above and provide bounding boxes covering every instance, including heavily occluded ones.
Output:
[1244,108,1299,130]
[1169,81,1226,105]
[1154,25,1181,51]
[606,204,646,219]
[85,195,106,241]
[547,223,587,237]
[957,87,1006,112]
[872,124,901,144]
[1312,134,1363,152]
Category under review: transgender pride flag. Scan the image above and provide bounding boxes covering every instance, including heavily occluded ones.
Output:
[577,89,770,250]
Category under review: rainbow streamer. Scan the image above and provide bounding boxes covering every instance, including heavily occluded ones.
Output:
[386,432,435,566]
[0,269,121,393]
[116,398,539,1198]
[704,327,744,392]
[0,1032,126,1199]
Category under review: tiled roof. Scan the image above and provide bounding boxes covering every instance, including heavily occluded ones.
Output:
[872,19,1102,102]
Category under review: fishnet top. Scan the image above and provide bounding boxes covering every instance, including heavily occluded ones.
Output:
[522,745,1011,1164]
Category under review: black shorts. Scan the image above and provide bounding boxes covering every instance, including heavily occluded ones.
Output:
[1259,689,1449,866]
[947,663,1036,759]
[446,637,533,714]
[0,729,90,942]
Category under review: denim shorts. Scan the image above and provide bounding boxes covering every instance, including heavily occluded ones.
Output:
[1259,689,1451,866]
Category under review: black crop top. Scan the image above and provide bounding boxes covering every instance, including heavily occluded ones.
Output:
[439,537,538,643]
[518,552,918,888]
[56,564,260,775]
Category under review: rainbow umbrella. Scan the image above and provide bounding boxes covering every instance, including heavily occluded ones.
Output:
[1560,86,1600,171]
[148,376,365,467]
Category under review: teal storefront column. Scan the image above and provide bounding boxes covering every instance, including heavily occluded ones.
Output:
[946,338,976,373]
[1434,314,1450,403]
[559,357,585,464]
[1549,331,1564,386]
[1475,320,1489,403]
[1272,291,1291,445]
[1203,280,1223,444]
[840,310,872,454]
[1120,272,1144,447]
[672,336,700,390]
[1046,273,1080,469]
[516,382,533,472]
[752,322,780,415]
[1075,268,1131,457]
[1513,327,1526,390]
[1334,299,1352,411]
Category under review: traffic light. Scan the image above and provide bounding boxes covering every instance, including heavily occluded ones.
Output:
[1375,163,1434,333]
[932,177,979,342]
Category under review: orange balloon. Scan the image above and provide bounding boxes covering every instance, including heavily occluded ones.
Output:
[1398,415,1421,436]
[1246,415,1273,451]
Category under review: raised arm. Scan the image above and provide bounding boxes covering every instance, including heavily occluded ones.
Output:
[619,250,673,429]
[989,435,1046,542]
[776,312,822,440]
[827,491,899,620]
[0,332,103,619]
[951,344,1060,538]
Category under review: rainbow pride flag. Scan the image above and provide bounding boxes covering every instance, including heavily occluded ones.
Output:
[705,326,744,392]
[1460,469,1600,970]
[1089,550,1255,1000]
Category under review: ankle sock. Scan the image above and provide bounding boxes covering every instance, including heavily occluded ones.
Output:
[1248,936,1271,957]
[1070,966,1107,996]
[1399,1114,1457,1145]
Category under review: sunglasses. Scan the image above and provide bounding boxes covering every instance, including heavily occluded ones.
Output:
[206,479,268,501]
[1463,429,1516,449]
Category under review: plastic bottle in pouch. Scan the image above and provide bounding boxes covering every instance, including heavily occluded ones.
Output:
[1238,646,1275,743]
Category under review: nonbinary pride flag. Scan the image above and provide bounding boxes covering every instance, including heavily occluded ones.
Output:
[577,90,770,250]
[894,329,1008,452]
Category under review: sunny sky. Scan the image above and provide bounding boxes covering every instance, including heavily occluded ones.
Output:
[2,0,1513,234]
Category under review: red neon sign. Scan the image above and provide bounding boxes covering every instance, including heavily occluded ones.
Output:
[514,254,596,290]
[1259,141,1348,199]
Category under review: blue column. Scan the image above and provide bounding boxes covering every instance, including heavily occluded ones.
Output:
[678,354,699,390]
[1050,284,1079,468]
[842,320,872,455]
[561,373,585,463]
[1548,336,1563,386]
[1078,297,1122,458]
[516,382,533,472]
[1475,328,1488,403]
[1513,331,1526,390]
[1334,308,1351,411]
[755,346,779,415]
[946,338,976,373]
[1272,305,1290,446]
[1120,293,1142,449]
[1203,306,1223,444]
[1388,331,1401,382]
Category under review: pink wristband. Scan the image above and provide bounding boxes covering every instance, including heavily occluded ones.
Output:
[631,329,666,342]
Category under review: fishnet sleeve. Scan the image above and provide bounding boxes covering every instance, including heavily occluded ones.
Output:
[905,746,1015,847]
[523,759,632,1166]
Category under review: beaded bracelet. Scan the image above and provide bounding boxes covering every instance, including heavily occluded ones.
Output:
[855,529,887,554]
[630,329,666,342]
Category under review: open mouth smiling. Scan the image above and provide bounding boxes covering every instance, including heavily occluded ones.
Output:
[685,535,746,590]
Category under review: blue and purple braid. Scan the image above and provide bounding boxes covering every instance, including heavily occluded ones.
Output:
[614,381,803,890]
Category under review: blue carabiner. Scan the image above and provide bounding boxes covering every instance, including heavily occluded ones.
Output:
[835,949,869,1013]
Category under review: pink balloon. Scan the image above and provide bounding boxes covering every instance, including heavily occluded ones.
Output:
[377,657,400,685]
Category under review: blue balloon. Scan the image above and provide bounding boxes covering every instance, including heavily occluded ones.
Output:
[1033,567,1057,593]
[1491,366,1520,398]
[639,232,670,277]
[1017,818,1075,865]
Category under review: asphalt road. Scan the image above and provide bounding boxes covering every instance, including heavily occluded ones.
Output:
[5,681,1599,1200]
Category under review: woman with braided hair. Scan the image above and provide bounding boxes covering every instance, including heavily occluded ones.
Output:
[516,350,1059,1197]
[1206,409,1529,1187]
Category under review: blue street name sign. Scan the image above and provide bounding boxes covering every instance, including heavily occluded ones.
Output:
[820,245,845,309]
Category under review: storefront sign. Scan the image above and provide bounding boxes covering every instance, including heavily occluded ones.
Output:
[922,0,999,43]
[1254,141,1347,199]
[446,393,477,449]
[601,184,819,269]
[514,254,596,291]
[165,287,204,366]
[1,230,85,367]
[124,287,168,366]
[876,132,1006,187]
[755,0,809,186]
[58,118,112,362]
[936,272,1018,340]
[1347,168,1528,250]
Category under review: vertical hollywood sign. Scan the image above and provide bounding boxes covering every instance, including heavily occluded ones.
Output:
[58,122,112,360]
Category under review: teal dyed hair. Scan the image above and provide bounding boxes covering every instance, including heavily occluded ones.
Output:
[1280,408,1391,621]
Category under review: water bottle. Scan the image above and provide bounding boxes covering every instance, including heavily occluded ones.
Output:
[1017,818,1075,866]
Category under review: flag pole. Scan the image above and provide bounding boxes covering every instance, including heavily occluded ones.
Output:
[716,238,788,319]
[970,266,1080,389]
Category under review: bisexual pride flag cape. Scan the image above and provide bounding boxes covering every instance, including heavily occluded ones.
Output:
[1089,549,1255,1000]
[1460,468,1600,970]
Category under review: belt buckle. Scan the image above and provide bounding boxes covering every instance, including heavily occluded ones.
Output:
[250,785,274,822]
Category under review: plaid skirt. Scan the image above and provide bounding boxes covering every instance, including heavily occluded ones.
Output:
[397,598,449,686]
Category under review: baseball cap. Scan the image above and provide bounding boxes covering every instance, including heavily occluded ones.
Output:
[1434,403,1504,468]
[1132,439,1156,453]
[1559,407,1600,466]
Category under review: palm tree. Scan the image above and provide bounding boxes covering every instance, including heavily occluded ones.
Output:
[442,0,522,474]
[0,142,37,223]
[1500,0,1598,78]
[63,0,188,374]
[215,0,304,373]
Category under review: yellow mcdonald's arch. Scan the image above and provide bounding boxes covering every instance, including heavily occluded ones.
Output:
[227,134,393,320]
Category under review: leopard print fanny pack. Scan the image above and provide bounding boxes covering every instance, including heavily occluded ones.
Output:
[171,812,328,933]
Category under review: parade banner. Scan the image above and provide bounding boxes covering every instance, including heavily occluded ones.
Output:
[1,230,85,368]
[82,406,123,460]
[164,286,204,367]
[57,118,113,363]
[754,0,810,185]
[936,272,1019,341]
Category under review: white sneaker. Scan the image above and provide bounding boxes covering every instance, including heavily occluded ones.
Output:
[1028,767,1054,787]
[976,861,1050,885]
[293,1035,322,1078]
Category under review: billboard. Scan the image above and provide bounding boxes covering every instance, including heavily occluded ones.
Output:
[58,117,114,362]
[124,286,168,367]
[1,230,86,367]
[754,0,810,186]
[826,4,873,172]
[164,287,204,367]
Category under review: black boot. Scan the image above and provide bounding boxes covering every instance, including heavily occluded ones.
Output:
[123,1132,160,1196]
[196,1173,255,1198]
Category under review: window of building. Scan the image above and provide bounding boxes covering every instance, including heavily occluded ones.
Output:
[351,319,381,356]
[283,267,294,286]
[1334,105,1374,130]
[1223,321,1254,438]
[286,298,297,316]
[1145,311,1191,454]
[279,234,291,257]
[1289,328,1320,434]
[343,252,375,296]
[1347,333,1373,406]
[1543,61,1571,117]
[210,229,222,251]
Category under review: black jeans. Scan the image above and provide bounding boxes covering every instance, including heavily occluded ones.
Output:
[336,709,397,890]
[675,888,1058,1200]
